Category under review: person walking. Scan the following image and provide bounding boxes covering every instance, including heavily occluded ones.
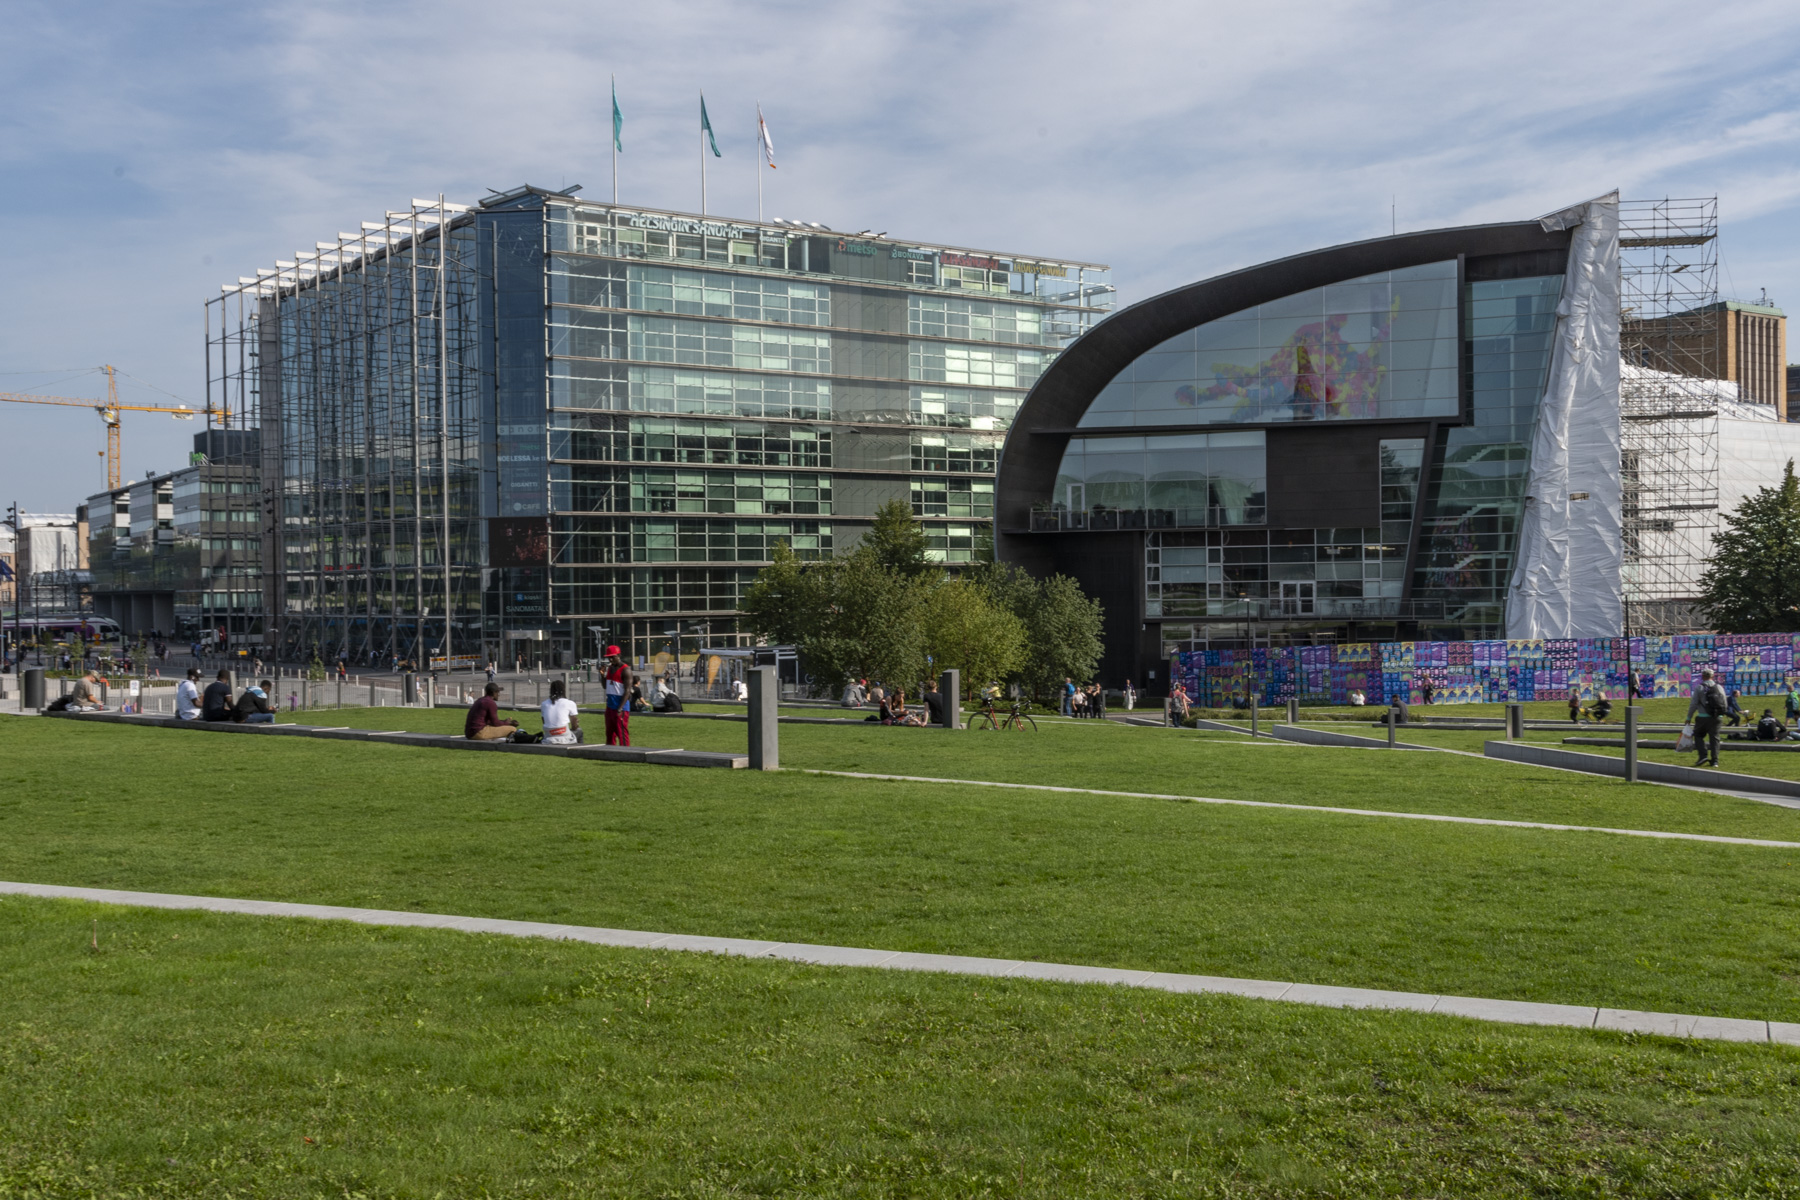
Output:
[1786,684,1799,727]
[1062,676,1076,717]
[603,644,632,746]
[1687,668,1729,768]
[1567,683,1582,723]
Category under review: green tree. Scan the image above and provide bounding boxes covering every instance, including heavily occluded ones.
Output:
[1699,459,1800,632]
[967,561,1106,701]
[740,540,820,648]
[921,577,1025,698]
[863,499,931,578]
[1020,574,1106,700]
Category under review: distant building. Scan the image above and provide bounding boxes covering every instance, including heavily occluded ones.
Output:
[6,513,86,614]
[84,430,263,640]
[0,522,12,609]
[1788,363,1800,422]
[215,186,1110,667]
[1625,298,1788,416]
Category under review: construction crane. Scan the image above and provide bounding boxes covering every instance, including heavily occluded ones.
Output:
[0,365,221,491]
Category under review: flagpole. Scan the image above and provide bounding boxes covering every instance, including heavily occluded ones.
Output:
[611,75,618,206]
[756,121,762,224]
[700,94,707,216]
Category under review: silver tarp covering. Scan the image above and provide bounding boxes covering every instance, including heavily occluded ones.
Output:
[1505,192,1623,638]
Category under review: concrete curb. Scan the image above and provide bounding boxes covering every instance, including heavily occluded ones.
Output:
[1484,740,1800,799]
[44,710,747,768]
[3,880,1794,1047]
[1269,724,1439,751]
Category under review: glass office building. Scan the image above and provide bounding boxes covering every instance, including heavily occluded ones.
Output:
[997,216,1593,685]
[216,186,1110,666]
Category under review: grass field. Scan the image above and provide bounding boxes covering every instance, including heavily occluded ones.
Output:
[9,709,1800,1195]
[8,897,1800,1198]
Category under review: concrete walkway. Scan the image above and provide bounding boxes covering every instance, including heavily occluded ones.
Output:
[2,879,1792,1046]
[799,770,1800,850]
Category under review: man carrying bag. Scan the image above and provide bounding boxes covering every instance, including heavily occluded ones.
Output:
[1684,669,1729,768]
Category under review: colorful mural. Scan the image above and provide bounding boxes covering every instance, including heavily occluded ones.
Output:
[1170,633,1800,707]
[1182,301,1399,422]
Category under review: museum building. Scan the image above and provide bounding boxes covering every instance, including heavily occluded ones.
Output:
[996,196,1625,688]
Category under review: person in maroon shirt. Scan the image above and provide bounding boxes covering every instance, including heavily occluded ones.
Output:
[465,682,519,740]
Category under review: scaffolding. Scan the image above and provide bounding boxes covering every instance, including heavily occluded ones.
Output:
[207,198,484,664]
[1619,197,1721,635]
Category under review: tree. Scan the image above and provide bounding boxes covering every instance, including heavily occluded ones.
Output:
[1020,574,1106,700]
[968,561,1105,701]
[1699,459,1800,633]
[863,499,931,578]
[740,539,819,648]
[921,577,1025,697]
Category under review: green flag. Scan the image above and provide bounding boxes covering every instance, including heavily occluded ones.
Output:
[612,79,623,152]
[700,93,721,157]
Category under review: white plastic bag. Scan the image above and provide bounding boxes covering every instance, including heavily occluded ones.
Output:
[1676,723,1695,753]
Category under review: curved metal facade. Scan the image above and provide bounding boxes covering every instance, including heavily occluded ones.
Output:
[997,220,1575,687]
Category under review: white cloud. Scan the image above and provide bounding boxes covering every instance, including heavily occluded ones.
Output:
[4,0,1800,507]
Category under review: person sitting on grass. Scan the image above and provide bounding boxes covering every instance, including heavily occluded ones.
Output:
[465,682,520,741]
[1348,688,1366,707]
[923,680,946,726]
[1753,708,1788,742]
[235,679,277,724]
[540,679,581,745]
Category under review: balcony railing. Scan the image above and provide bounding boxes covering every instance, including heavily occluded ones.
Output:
[1029,505,1265,532]
[1159,597,1449,621]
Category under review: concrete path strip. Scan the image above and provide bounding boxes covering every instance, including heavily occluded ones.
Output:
[2,880,1795,1047]
[799,770,1800,850]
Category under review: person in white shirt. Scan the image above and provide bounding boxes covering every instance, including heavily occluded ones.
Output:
[731,677,748,702]
[539,678,581,745]
[175,668,202,720]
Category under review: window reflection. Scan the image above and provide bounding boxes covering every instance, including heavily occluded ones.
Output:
[1043,432,1266,530]
[1078,261,1460,428]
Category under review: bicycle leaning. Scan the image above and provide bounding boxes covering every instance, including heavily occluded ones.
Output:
[973,696,1038,732]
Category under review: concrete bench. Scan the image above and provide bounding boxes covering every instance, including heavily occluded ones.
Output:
[45,710,748,768]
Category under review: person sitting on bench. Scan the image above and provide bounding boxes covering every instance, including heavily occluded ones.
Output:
[68,675,106,711]
[540,679,581,745]
[201,670,236,721]
[236,679,277,724]
[465,682,520,740]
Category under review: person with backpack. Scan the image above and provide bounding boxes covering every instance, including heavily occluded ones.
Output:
[1687,669,1729,768]
[1753,709,1787,743]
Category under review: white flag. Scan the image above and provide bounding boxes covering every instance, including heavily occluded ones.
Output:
[758,104,776,169]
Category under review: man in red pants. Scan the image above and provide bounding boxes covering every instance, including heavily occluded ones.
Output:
[603,644,632,746]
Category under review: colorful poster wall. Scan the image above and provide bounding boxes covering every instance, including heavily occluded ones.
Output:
[1170,633,1800,707]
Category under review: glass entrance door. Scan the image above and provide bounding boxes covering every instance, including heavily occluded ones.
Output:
[1279,581,1315,616]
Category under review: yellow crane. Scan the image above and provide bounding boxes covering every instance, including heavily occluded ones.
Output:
[0,365,222,491]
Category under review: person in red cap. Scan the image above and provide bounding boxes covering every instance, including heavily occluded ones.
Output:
[603,644,633,745]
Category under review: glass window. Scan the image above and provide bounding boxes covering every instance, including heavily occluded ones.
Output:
[1078,260,1460,428]
[1052,432,1265,527]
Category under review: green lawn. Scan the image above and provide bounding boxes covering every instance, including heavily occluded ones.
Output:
[4,896,1799,1199]
[6,715,1800,1024]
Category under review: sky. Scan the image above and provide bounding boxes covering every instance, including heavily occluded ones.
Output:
[4,0,1800,512]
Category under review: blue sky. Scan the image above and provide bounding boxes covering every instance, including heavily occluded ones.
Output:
[4,0,1800,511]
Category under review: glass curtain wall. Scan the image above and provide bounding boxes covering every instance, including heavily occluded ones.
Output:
[1409,274,1563,633]
[541,203,1111,663]
[271,221,484,666]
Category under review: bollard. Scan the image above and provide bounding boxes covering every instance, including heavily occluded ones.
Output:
[370,680,377,708]
[747,665,779,770]
[1625,705,1641,783]
[336,679,343,709]
[403,671,416,705]
[1249,696,1258,738]
[1506,702,1523,740]
[99,682,109,708]
[23,668,44,710]
[1388,706,1398,748]
[302,678,310,710]
[1286,697,1299,724]
[938,669,961,729]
